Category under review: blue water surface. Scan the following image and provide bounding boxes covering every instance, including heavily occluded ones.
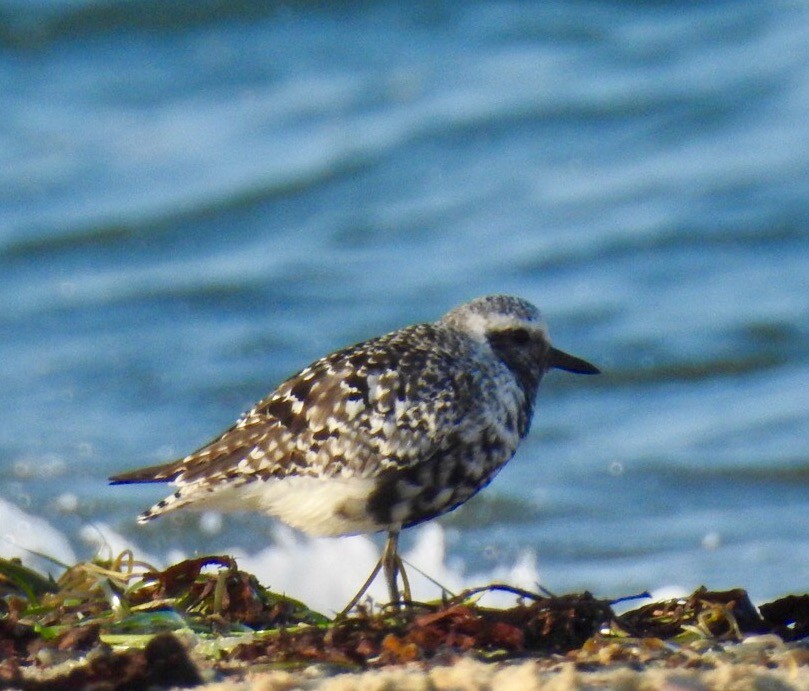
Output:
[1,0,808,602]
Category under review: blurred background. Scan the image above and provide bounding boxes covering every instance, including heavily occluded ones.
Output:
[1,0,808,612]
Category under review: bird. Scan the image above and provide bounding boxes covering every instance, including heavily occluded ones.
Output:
[110,294,599,612]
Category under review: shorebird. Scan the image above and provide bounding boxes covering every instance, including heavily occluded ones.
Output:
[110,295,599,612]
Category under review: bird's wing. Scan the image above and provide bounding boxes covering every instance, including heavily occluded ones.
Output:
[181,325,480,482]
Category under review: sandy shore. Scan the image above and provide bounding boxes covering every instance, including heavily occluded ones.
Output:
[200,655,809,691]
[197,629,809,691]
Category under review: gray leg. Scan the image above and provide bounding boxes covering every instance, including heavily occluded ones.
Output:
[382,530,401,605]
[339,529,410,616]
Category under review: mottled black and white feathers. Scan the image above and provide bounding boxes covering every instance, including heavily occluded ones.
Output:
[110,295,598,537]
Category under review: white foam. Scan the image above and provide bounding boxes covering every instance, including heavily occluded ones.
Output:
[648,584,691,602]
[227,522,543,614]
[0,498,77,573]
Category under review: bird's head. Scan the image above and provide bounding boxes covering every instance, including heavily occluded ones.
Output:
[439,294,599,400]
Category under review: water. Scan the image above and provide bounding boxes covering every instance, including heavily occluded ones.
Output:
[2,0,808,611]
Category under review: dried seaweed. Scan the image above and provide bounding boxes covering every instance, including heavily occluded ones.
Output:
[616,587,768,641]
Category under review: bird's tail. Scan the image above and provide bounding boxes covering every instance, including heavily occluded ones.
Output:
[109,459,185,485]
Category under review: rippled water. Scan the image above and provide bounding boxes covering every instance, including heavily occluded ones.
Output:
[1,0,808,607]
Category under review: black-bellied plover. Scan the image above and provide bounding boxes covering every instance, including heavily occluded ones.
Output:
[110,295,599,611]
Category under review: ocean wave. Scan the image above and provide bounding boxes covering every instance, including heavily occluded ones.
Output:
[0,0,300,49]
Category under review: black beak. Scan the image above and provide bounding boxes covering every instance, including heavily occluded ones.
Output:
[547,346,600,375]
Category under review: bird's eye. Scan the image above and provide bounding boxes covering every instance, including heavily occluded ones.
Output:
[509,328,531,344]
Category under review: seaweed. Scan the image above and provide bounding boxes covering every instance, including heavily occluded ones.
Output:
[1,552,808,689]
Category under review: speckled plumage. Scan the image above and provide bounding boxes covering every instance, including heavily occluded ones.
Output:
[111,294,598,607]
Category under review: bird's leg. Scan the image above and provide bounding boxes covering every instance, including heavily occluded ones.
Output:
[382,529,411,606]
[397,551,412,603]
[339,529,410,617]
[382,530,399,604]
